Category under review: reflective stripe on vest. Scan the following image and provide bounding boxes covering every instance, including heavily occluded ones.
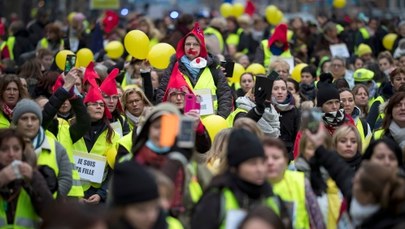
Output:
[226,108,247,127]
[73,129,119,191]
[0,111,11,129]
[261,40,292,68]
[167,216,184,229]
[182,67,218,113]
[220,188,280,229]
[0,189,39,228]
[5,37,15,60]
[39,38,64,49]
[52,119,84,197]
[204,27,224,53]
[272,170,310,229]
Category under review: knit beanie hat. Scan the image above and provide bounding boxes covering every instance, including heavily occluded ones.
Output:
[112,160,159,206]
[227,128,264,167]
[357,43,372,57]
[316,84,340,108]
[12,99,43,124]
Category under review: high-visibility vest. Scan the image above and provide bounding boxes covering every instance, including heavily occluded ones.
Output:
[117,130,133,154]
[182,67,218,113]
[355,118,371,153]
[0,189,39,229]
[39,38,64,50]
[272,170,310,229]
[73,129,119,191]
[219,188,281,229]
[150,37,159,48]
[261,40,292,68]
[373,128,384,140]
[226,107,247,127]
[359,27,370,40]
[48,118,84,197]
[0,111,11,129]
[226,28,244,50]
[369,95,385,121]
[187,162,203,203]
[204,27,225,53]
[1,36,16,60]
[167,216,184,229]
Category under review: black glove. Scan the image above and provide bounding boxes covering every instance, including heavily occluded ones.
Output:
[254,88,267,114]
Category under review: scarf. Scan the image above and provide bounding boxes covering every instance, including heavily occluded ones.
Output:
[351,106,361,120]
[32,127,46,152]
[272,93,295,112]
[125,110,140,127]
[350,197,380,227]
[180,55,200,82]
[389,121,405,149]
[2,103,13,120]
[322,109,345,129]
[230,172,269,200]
[300,83,316,101]
[270,44,284,56]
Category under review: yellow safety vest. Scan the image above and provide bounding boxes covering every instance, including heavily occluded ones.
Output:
[150,37,159,48]
[2,36,16,60]
[355,118,371,153]
[272,170,310,229]
[220,188,281,229]
[49,118,84,198]
[0,111,11,129]
[325,178,342,229]
[0,189,39,229]
[183,67,218,113]
[73,129,119,191]
[261,40,292,68]
[116,131,133,154]
[204,27,225,53]
[368,95,385,121]
[39,38,64,50]
[359,28,370,40]
[187,162,203,203]
[373,128,384,140]
[167,216,184,229]
[226,107,247,127]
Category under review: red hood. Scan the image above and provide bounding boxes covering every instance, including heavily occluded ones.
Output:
[267,23,289,50]
[163,63,194,102]
[176,22,208,59]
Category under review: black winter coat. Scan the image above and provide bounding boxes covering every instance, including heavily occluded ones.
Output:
[156,54,233,119]
[279,108,300,160]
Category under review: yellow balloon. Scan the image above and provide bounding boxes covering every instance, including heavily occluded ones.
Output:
[265,5,278,22]
[267,10,283,25]
[383,33,398,51]
[124,30,150,59]
[201,115,228,142]
[231,3,245,17]
[246,63,266,75]
[148,43,176,69]
[105,41,124,59]
[291,63,308,82]
[220,3,233,18]
[55,50,75,71]
[76,48,94,68]
[333,0,346,8]
[231,63,245,84]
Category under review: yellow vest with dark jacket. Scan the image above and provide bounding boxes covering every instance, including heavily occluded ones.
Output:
[0,111,11,129]
[226,107,247,127]
[272,170,310,229]
[39,38,64,50]
[0,189,39,229]
[73,129,119,191]
[183,67,218,113]
[1,36,16,60]
[261,40,292,68]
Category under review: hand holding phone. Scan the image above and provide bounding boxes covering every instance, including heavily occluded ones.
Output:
[301,108,322,133]
[184,94,201,114]
[64,54,77,75]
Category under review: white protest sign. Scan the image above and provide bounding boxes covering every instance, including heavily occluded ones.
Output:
[73,151,106,184]
[194,88,214,116]
[330,43,350,58]
[270,56,295,73]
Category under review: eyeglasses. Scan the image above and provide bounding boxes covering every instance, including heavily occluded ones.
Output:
[103,95,119,101]
[87,102,105,107]
[185,42,200,47]
[332,63,343,68]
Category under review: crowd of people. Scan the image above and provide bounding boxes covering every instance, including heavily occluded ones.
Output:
[0,5,405,229]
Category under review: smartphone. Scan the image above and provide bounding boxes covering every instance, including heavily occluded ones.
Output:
[177,116,196,148]
[221,61,235,78]
[184,94,201,113]
[254,76,273,100]
[65,54,77,75]
[301,108,323,133]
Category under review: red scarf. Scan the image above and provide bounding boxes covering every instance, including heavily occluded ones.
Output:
[2,103,13,120]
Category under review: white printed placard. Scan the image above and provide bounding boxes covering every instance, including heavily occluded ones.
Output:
[330,43,350,58]
[270,56,295,73]
[194,88,214,116]
[73,152,106,184]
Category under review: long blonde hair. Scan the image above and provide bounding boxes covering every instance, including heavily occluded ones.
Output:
[205,128,232,175]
